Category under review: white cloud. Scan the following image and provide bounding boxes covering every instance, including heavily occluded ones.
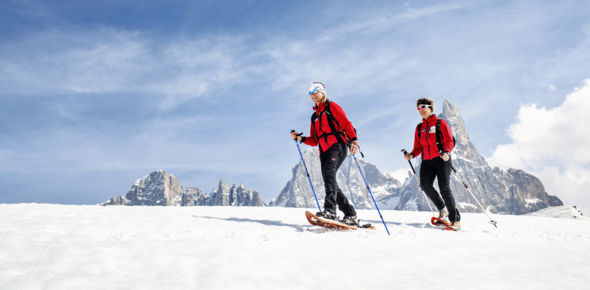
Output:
[488,79,590,214]
[548,84,556,91]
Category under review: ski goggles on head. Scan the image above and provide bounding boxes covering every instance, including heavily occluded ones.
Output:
[417,105,432,110]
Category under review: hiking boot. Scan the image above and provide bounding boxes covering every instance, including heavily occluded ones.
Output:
[316,210,337,220]
[438,206,449,222]
[341,216,359,226]
[447,221,461,231]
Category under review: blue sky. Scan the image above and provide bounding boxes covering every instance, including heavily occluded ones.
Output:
[1,0,589,212]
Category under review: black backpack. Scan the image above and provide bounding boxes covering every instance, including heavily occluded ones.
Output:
[311,101,353,144]
[416,118,456,154]
[311,101,363,157]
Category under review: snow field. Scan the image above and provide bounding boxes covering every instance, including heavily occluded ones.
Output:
[0,204,589,290]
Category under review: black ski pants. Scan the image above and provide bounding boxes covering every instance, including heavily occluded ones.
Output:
[320,142,356,217]
[420,156,461,223]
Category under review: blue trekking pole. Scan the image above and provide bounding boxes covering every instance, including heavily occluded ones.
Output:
[351,151,391,236]
[291,130,322,212]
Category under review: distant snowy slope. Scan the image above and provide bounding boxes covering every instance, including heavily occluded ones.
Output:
[1,204,588,290]
[526,205,585,219]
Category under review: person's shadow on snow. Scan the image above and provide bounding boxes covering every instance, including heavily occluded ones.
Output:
[360,219,430,229]
[192,215,308,232]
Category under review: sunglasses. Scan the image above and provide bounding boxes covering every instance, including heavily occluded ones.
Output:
[417,105,431,110]
[309,88,322,95]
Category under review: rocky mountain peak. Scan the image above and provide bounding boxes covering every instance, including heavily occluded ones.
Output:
[100,171,265,207]
[100,170,184,206]
[441,99,469,144]
[218,179,230,193]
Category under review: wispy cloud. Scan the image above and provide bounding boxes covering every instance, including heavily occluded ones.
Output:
[317,2,470,42]
[0,29,259,109]
[0,29,151,94]
[154,38,255,109]
[531,24,590,84]
[0,23,416,111]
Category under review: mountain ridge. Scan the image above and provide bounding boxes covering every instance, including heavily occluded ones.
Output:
[100,170,266,207]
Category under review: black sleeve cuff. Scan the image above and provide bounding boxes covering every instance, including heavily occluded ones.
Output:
[351,137,358,142]
[300,137,306,143]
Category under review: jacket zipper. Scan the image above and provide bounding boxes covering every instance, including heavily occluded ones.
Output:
[425,120,431,160]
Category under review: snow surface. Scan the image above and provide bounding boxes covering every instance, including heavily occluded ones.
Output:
[526,205,584,219]
[1,204,589,290]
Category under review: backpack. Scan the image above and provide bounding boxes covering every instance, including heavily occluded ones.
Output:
[416,118,456,154]
[311,101,353,144]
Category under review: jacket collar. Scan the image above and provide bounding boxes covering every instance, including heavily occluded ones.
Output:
[422,114,437,123]
[313,102,327,111]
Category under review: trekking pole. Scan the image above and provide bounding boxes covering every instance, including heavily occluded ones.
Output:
[401,149,436,217]
[291,130,322,212]
[446,161,498,228]
[350,150,390,235]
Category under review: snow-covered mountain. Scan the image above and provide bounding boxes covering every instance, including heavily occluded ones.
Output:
[183,179,265,207]
[99,170,184,206]
[100,170,265,207]
[271,99,563,214]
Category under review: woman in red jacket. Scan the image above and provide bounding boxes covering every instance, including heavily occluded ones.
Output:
[290,82,360,226]
[404,98,461,231]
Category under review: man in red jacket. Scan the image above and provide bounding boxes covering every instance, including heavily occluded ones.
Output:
[290,82,360,226]
[404,98,461,231]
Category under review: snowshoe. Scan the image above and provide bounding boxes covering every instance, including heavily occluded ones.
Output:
[431,216,451,227]
[305,211,376,230]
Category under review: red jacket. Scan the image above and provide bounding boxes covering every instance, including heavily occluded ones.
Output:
[302,102,357,153]
[410,114,454,160]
